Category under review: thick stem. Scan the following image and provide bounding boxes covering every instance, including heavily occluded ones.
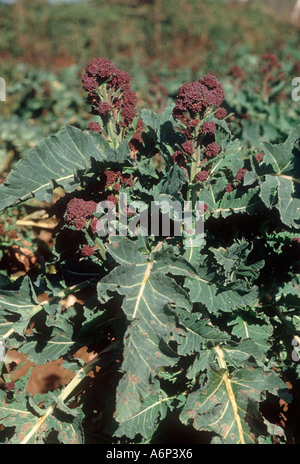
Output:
[189,144,200,185]
[188,129,202,209]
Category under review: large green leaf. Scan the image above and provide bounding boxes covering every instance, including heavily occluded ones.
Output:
[228,313,273,362]
[198,181,261,219]
[184,265,258,314]
[0,277,80,363]
[0,276,40,342]
[0,126,130,211]
[212,187,261,218]
[19,309,76,364]
[110,380,172,440]
[261,125,300,174]
[245,124,300,228]
[172,309,229,356]
[180,345,287,444]
[97,238,191,427]
[0,370,84,444]
[140,105,182,154]
[210,241,265,283]
[209,138,243,177]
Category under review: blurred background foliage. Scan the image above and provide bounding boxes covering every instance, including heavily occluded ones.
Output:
[1,0,299,72]
[1,0,300,177]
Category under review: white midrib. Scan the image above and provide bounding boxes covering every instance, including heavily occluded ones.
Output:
[214,345,245,444]
[132,260,153,320]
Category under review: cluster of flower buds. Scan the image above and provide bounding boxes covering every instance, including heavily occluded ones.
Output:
[99,169,134,197]
[172,74,225,125]
[81,244,96,257]
[58,165,136,257]
[65,198,97,231]
[171,74,227,183]
[82,58,137,141]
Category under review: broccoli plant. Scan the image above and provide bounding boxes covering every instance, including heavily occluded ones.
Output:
[0,58,299,445]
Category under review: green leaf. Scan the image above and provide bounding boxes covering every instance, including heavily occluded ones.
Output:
[97,239,191,426]
[261,124,300,174]
[210,241,250,278]
[228,314,273,361]
[198,181,261,219]
[159,164,187,196]
[210,241,265,283]
[209,139,243,176]
[112,380,171,440]
[141,106,175,131]
[221,339,265,368]
[180,347,287,444]
[172,309,229,356]
[0,126,130,211]
[0,372,84,444]
[212,187,261,218]
[249,124,300,227]
[0,276,40,341]
[185,265,258,314]
[106,235,149,265]
[19,312,76,364]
